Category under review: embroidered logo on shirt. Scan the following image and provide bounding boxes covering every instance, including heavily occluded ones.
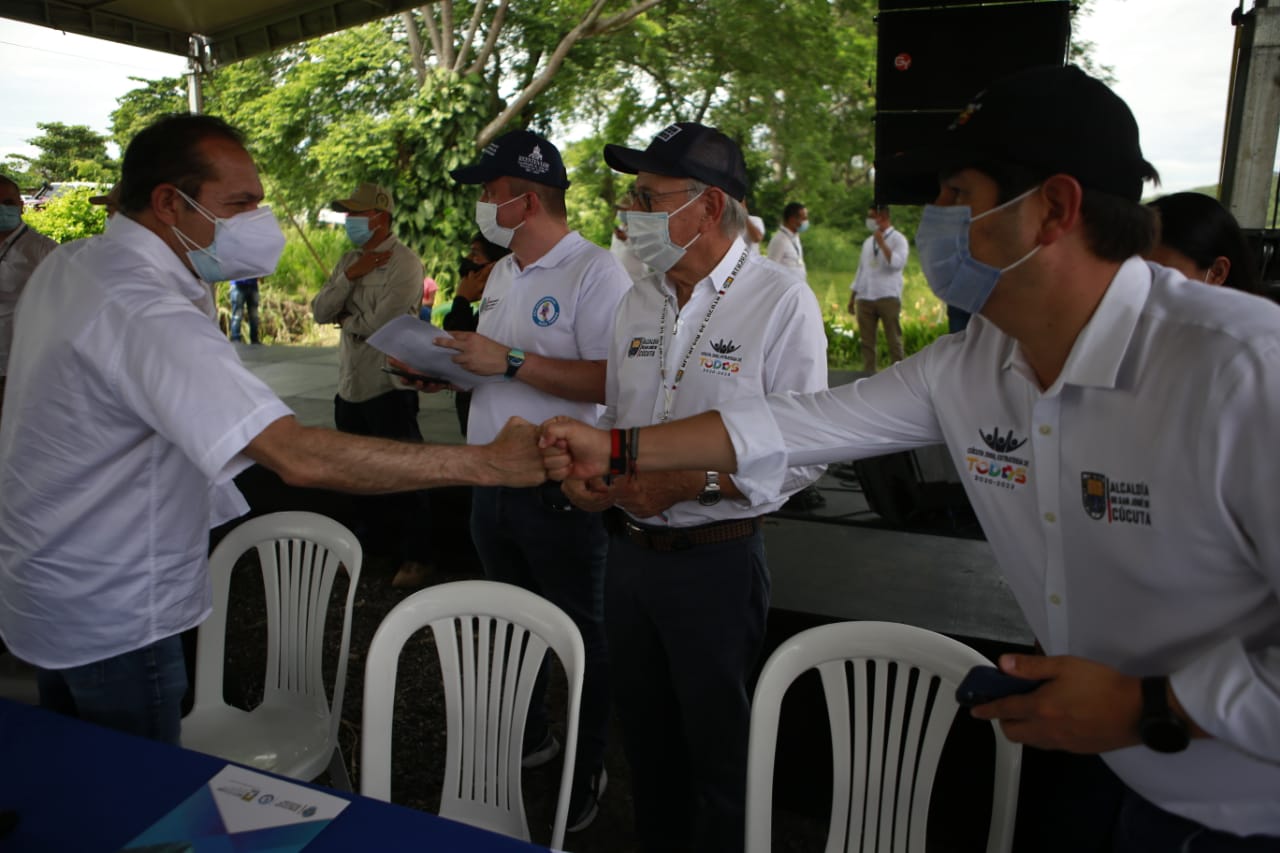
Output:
[518,145,551,176]
[1080,472,1152,526]
[710,338,741,355]
[480,296,500,315]
[627,336,659,358]
[699,345,742,376]
[532,296,560,326]
[965,427,1029,490]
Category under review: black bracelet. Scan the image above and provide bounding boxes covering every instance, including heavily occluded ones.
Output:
[627,426,640,476]
[609,428,628,477]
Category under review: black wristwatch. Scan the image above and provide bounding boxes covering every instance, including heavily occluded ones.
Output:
[504,347,525,380]
[1138,675,1190,753]
[697,471,722,506]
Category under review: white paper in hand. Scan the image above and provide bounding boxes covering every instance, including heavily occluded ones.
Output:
[366,315,504,390]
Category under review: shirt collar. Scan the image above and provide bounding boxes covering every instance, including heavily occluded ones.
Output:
[659,236,750,301]
[107,214,215,315]
[1003,255,1150,392]
[516,230,585,275]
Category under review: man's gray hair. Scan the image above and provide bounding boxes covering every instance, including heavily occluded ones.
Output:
[688,180,748,239]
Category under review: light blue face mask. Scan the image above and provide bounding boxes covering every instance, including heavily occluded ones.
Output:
[914,187,1040,315]
[0,205,22,232]
[797,220,810,233]
[344,214,375,246]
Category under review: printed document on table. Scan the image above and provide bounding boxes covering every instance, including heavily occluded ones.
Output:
[366,315,504,390]
[120,764,349,852]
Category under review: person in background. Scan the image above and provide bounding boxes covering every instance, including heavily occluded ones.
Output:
[312,182,434,589]
[743,203,766,254]
[445,129,631,832]
[88,185,121,221]
[0,175,57,423]
[1146,192,1262,294]
[766,200,808,280]
[228,277,261,344]
[848,204,909,374]
[441,233,510,437]
[418,275,438,321]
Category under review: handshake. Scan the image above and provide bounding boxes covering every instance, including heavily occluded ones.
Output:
[483,415,616,487]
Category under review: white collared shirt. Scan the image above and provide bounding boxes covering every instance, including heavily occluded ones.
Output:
[0,215,292,669]
[0,223,57,376]
[467,231,631,445]
[604,237,827,526]
[719,257,1280,835]
[766,225,805,278]
[850,227,909,301]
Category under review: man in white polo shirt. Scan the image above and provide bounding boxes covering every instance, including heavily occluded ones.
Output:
[0,114,544,746]
[766,200,808,280]
[541,67,1280,849]
[562,122,826,853]
[848,204,910,374]
[444,129,630,832]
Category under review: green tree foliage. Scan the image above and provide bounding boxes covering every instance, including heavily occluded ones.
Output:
[10,122,116,184]
[23,187,107,242]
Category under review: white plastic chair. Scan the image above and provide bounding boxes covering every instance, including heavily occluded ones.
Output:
[745,620,1022,853]
[361,579,584,850]
[182,511,361,790]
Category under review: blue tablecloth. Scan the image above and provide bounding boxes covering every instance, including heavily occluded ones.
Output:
[0,698,547,852]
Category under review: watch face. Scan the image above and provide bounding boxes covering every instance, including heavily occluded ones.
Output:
[1140,717,1190,753]
[697,490,722,507]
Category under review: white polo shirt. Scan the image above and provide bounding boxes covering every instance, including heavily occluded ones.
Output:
[850,227,909,301]
[467,231,631,445]
[603,237,827,526]
[719,257,1280,835]
[0,215,292,669]
[0,223,57,376]
[766,225,805,279]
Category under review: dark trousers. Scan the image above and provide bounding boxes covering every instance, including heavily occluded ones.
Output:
[333,390,431,564]
[1112,790,1280,852]
[469,484,610,790]
[607,528,770,853]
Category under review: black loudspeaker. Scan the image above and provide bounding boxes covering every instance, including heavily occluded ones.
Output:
[853,445,973,528]
[873,1,1072,204]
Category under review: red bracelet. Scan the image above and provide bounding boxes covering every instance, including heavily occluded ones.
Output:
[609,428,627,476]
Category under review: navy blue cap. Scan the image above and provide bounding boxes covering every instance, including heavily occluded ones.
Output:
[604,122,748,201]
[451,129,570,190]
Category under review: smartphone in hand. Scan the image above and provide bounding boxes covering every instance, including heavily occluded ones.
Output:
[381,365,448,385]
[955,665,1046,707]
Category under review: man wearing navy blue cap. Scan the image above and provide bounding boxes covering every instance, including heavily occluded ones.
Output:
[559,122,826,852]
[443,129,631,832]
[541,67,1280,850]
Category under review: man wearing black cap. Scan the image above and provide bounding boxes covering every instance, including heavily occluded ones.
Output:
[541,67,1280,849]
[559,122,826,852]
[445,129,631,832]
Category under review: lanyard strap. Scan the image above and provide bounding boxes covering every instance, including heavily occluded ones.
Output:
[657,246,750,421]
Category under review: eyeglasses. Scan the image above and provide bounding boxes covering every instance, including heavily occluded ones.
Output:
[623,185,699,212]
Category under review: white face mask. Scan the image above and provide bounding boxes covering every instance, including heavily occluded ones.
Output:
[170,190,286,283]
[622,189,705,273]
[865,217,880,232]
[475,195,525,248]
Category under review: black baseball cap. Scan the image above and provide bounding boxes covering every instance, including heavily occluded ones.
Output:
[450,129,570,190]
[604,122,748,201]
[892,65,1158,202]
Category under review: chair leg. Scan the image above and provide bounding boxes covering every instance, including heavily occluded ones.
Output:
[326,746,352,792]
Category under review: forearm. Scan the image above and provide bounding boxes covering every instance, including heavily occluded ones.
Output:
[312,271,354,322]
[517,355,607,403]
[634,411,739,474]
[245,416,504,493]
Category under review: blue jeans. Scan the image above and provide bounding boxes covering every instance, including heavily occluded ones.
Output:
[230,284,260,343]
[35,635,188,745]
[1113,789,1280,852]
[470,484,610,790]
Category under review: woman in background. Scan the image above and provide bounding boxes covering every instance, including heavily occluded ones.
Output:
[1146,192,1262,293]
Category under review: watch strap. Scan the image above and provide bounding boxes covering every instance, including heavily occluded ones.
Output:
[504,347,525,380]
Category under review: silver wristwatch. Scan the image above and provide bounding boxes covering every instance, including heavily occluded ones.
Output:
[697,471,722,506]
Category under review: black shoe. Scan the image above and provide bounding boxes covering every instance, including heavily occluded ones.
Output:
[522,728,561,769]
[784,484,826,511]
[566,766,607,832]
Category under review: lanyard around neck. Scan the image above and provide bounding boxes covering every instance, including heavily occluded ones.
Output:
[657,246,750,422]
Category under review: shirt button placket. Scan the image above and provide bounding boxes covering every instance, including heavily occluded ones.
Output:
[1031,395,1068,650]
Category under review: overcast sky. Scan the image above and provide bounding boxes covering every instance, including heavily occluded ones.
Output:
[0,1,1260,194]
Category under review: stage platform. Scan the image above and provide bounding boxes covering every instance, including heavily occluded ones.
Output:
[232,344,1033,649]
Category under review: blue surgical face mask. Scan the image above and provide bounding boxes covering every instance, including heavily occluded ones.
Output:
[914,187,1041,315]
[0,205,22,232]
[344,214,375,246]
[623,189,705,273]
[797,220,810,233]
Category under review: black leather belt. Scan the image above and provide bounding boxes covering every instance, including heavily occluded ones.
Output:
[605,510,762,552]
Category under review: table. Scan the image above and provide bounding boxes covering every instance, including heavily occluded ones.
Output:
[0,698,547,852]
